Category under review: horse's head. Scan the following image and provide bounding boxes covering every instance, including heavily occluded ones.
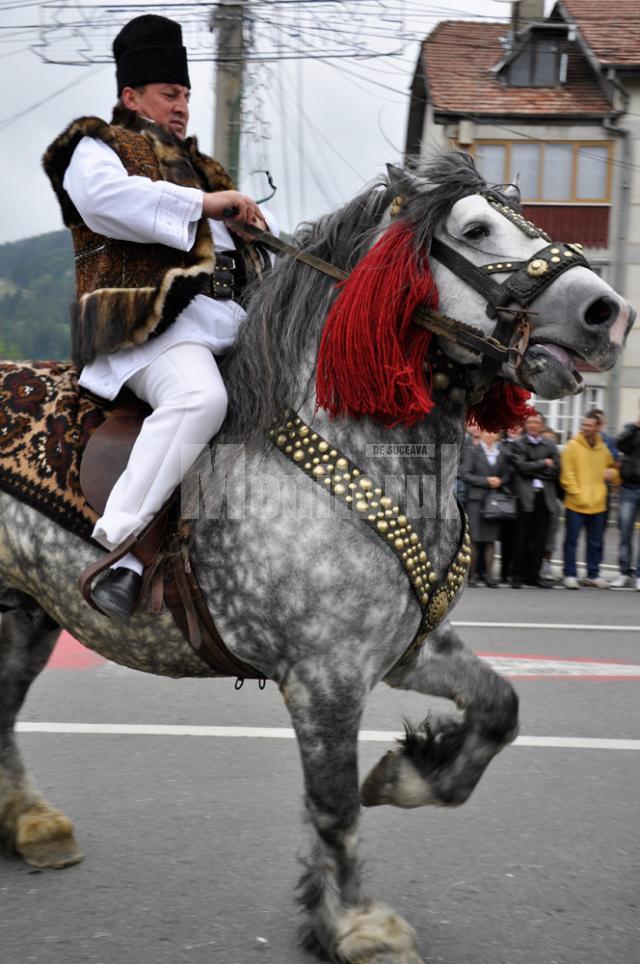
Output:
[393,159,635,400]
[229,152,636,439]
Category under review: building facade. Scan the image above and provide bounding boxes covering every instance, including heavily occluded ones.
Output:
[406,0,640,438]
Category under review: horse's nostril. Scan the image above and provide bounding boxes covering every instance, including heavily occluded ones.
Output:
[584,297,617,326]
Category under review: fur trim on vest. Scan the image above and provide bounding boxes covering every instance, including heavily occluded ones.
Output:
[43,108,235,367]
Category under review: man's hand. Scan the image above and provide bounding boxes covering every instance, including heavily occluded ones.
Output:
[488,476,502,489]
[202,190,266,239]
[543,457,554,468]
[604,468,616,482]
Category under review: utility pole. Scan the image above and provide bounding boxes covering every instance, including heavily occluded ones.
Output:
[209,0,247,185]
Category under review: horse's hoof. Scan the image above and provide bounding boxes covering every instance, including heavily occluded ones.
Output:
[335,902,424,964]
[361,750,438,809]
[15,804,83,869]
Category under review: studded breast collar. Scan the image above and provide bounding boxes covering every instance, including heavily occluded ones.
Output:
[269,414,471,664]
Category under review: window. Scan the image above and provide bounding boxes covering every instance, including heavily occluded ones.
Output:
[472,141,612,203]
[576,146,608,200]
[533,386,605,446]
[542,144,573,200]
[474,144,506,185]
[511,143,539,198]
[506,40,562,87]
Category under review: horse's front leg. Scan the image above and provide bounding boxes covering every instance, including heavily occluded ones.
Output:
[282,664,424,964]
[362,620,518,809]
[0,593,83,868]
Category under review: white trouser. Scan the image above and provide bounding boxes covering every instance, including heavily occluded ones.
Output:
[92,343,227,550]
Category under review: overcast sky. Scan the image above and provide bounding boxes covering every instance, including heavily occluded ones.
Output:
[0,1,549,245]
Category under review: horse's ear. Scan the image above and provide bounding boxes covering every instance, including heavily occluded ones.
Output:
[502,183,521,207]
[386,163,425,197]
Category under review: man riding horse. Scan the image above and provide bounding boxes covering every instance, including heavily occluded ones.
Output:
[43,14,273,620]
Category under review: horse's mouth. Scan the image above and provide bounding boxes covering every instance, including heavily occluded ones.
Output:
[531,342,584,381]
[520,341,585,398]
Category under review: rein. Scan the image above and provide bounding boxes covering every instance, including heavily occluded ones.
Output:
[236,193,593,380]
[235,221,513,366]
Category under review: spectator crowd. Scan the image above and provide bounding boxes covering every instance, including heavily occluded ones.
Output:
[458,402,640,590]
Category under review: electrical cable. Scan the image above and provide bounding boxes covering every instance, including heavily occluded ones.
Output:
[0,64,107,130]
[276,56,294,229]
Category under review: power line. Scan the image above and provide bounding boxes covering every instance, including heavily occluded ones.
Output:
[319,56,408,99]
[0,64,107,130]
[0,45,30,59]
[276,55,294,229]
[275,73,364,182]
[310,52,640,180]
[443,110,640,179]
[0,2,43,10]
[295,4,306,216]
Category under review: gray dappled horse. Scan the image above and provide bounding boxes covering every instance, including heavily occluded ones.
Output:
[0,154,634,964]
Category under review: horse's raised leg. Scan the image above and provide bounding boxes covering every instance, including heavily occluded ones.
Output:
[0,589,83,868]
[282,666,424,964]
[362,620,518,809]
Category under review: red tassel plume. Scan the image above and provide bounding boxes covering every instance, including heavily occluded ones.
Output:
[316,221,439,427]
[468,380,535,432]
[315,219,535,432]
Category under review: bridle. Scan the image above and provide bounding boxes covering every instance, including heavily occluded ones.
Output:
[426,193,593,377]
[229,191,593,380]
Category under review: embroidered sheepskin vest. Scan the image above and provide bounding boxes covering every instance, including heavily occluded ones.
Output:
[43,108,235,367]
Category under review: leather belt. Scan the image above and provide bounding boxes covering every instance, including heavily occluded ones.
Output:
[201,252,242,301]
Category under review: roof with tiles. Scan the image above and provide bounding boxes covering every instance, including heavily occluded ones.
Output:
[422,20,612,116]
[560,0,640,67]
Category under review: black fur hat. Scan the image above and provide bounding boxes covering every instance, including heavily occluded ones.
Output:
[113,15,190,94]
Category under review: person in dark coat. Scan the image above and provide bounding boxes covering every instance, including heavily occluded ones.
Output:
[461,430,512,587]
[510,413,560,588]
[610,407,640,589]
[499,424,523,584]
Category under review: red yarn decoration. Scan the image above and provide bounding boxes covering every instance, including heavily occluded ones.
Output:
[315,219,535,432]
[468,380,535,432]
[316,221,439,427]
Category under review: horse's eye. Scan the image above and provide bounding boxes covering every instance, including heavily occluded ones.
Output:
[463,224,489,241]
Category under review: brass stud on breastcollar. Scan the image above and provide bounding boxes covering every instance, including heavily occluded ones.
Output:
[527,258,548,277]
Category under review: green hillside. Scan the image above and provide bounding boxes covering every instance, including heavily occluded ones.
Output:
[0,230,74,360]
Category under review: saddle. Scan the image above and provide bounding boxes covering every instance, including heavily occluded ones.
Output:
[77,396,261,679]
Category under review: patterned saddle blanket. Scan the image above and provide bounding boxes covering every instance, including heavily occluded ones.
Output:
[0,361,110,542]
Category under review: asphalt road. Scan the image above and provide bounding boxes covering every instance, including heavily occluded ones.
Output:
[1,584,639,964]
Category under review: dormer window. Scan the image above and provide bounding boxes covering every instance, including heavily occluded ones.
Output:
[494,22,572,89]
[506,39,566,87]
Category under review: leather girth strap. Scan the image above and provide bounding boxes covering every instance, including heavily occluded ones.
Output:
[160,526,262,679]
[78,508,262,680]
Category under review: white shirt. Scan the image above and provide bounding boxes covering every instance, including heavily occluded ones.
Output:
[63,136,277,399]
[480,442,499,467]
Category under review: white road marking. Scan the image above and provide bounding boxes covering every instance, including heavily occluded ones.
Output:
[453,622,640,632]
[482,656,640,678]
[15,722,640,750]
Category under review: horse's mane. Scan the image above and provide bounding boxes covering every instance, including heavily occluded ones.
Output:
[221,152,491,441]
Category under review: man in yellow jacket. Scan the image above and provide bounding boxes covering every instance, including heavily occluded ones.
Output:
[560,415,619,589]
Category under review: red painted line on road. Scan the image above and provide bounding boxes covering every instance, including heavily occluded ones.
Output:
[47,632,106,669]
[46,635,640,678]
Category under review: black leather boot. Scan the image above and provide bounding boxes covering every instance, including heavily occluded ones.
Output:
[91,568,142,620]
